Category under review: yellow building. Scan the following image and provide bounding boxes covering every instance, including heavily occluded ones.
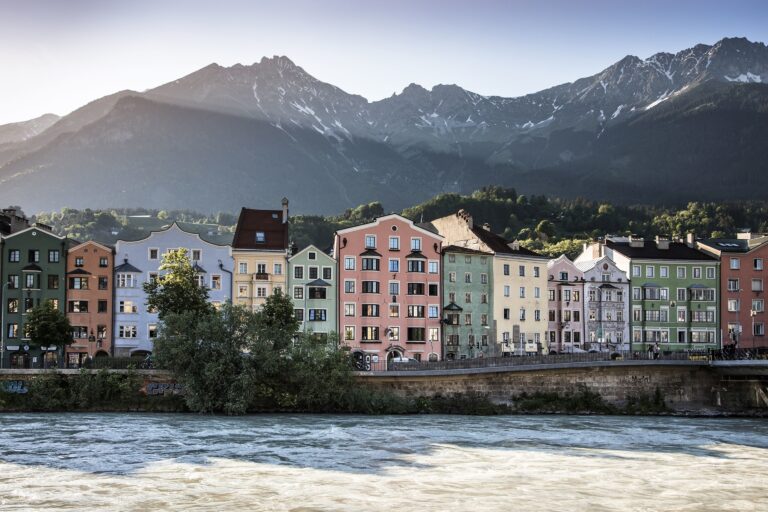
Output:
[231,199,290,309]
[431,210,549,354]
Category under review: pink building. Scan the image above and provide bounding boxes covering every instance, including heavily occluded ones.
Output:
[546,255,586,353]
[334,214,443,367]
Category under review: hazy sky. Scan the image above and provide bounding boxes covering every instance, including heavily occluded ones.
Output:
[1,0,766,124]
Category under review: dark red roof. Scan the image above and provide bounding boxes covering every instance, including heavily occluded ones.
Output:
[232,208,288,250]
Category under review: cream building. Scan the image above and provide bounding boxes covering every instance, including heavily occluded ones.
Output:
[231,199,290,309]
[430,210,549,354]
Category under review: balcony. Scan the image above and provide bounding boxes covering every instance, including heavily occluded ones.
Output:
[253,273,269,281]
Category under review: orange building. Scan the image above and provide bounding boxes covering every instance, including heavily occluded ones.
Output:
[65,241,114,367]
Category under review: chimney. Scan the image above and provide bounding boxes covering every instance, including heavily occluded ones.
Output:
[628,235,644,248]
[736,230,754,240]
[685,233,695,247]
[457,209,473,228]
[510,241,520,251]
[281,197,289,224]
[482,222,491,232]
[655,236,669,250]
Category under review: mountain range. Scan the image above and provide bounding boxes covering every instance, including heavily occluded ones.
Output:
[1,36,767,214]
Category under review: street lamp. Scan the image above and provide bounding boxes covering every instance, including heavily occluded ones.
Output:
[0,281,8,369]
[751,309,758,349]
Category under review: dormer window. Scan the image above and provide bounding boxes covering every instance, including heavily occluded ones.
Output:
[255,232,266,243]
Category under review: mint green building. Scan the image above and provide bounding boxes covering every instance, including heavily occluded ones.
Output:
[1,225,71,368]
[600,236,720,352]
[442,246,494,359]
[287,245,337,341]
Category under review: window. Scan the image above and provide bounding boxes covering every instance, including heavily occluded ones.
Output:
[308,266,318,280]
[97,325,107,339]
[118,325,137,338]
[8,250,20,262]
[69,277,89,290]
[98,300,108,313]
[677,308,687,322]
[361,304,380,317]
[6,299,18,313]
[481,314,488,326]
[752,279,764,292]
[465,292,472,303]
[559,271,568,281]
[362,281,380,294]
[519,308,526,321]
[728,278,740,291]
[564,310,572,322]
[48,250,60,263]
[407,327,425,342]
[294,266,304,279]
[274,263,283,275]
[362,258,380,271]
[238,262,248,274]
[389,259,400,272]
[118,301,136,313]
[344,280,355,293]
[632,265,641,277]
[520,266,526,277]
[344,257,355,270]
[29,250,40,263]
[481,293,488,304]
[389,282,399,296]
[534,266,540,278]
[646,266,655,278]
[753,299,764,313]
[755,323,765,337]
[503,264,510,276]
[464,256,472,264]
[389,237,400,250]
[293,287,304,300]
[693,267,702,279]
[344,303,356,317]
[95,256,107,268]
[344,326,355,341]
[256,287,267,298]
[706,267,715,280]
[411,238,421,251]
[689,288,716,301]
[429,261,439,274]
[362,326,379,341]
[389,327,401,341]
[730,258,740,270]
[407,305,425,318]
[23,298,34,313]
[691,311,715,323]
[448,254,456,263]
[504,285,511,297]
[95,276,108,290]
[407,283,424,295]
[503,308,510,320]
[448,272,456,283]
[238,285,248,297]
[428,284,438,296]
[446,313,459,325]
[149,248,159,260]
[308,309,327,321]
[294,309,304,321]
[519,287,525,298]
[755,259,764,271]
[365,235,376,249]
[25,274,36,289]
[660,266,668,278]
[429,306,439,318]
[189,249,201,262]
[148,324,158,339]
[480,273,488,285]
[677,267,686,279]
[465,272,472,283]
[255,231,266,243]
[534,310,541,321]
[211,275,221,290]
[389,304,400,317]
[47,275,59,289]
[322,267,331,280]
[602,273,611,282]
[407,260,424,273]
[68,300,89,313]
[72,256,83,267]
[677,288,687,301]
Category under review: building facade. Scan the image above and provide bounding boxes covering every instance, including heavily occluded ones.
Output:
[442,246,494,360]
[430,210,548,355]
[698,233,768,349]
[585,236,720,353]
[574,255,631,352]
[65,241,114,367]
[546,256,585,353]
[288,245,337,340]
[334,214,443,366]
[113,223,233,356]
[231,200,290,309]
[0,225,69,368]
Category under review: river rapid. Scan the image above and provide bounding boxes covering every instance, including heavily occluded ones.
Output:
[0,414,766,511]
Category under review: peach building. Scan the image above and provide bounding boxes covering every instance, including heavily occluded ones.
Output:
[334,214,443,367]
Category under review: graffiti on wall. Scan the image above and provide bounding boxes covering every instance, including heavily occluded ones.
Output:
[2,380,29,394]
[143,382,185,396]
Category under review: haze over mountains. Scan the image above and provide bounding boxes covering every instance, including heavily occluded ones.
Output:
[1,37,767,214]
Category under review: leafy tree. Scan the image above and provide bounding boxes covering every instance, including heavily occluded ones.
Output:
[143,248,213,319]
[535,219,556,240]
[251,290,300,353]
[26,302,73,365]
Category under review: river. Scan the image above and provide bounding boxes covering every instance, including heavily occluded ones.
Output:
[0,414,766,511]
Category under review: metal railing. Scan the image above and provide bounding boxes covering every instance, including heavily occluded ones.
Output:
[709,347,768,361]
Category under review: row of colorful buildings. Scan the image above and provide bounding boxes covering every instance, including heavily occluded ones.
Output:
[1,204,766,369]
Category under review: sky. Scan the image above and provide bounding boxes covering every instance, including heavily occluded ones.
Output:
[0,0,766,125]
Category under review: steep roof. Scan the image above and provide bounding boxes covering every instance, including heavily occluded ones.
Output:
[471,225,543,257]
[699,237,768,254]
[606,239,716,261]
[232,208,288,251]
[442,245,492,255]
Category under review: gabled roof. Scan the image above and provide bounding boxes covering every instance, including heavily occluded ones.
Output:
[192,263,207,274]
[67,268,92,275]
[471,225,543,258]
[117,222,231,247]
[306,279,332,287]
[443,302,463,311]
[69,240,114,253]
[406,251,427,259]
[606,239,716,261]
[115,259,142,273]
[22,263,42,272]
[289,244,336,263]
[232,207,288,251]
[1,225,66,241]
[360,249,383,257]
[335,214,443,240]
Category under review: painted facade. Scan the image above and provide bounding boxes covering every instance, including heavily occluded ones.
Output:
[288,245,337,339]
[698,233,768,349]
[334,214,443,366]
[546,256,585,353]
[574,255,631,352]
[65,241,114,367]
[113,223,233,356]
[442,246,494,359]
[430,210,548,355]
[583,236,720,353]
[0,225,69,368]
[231,201,290,310]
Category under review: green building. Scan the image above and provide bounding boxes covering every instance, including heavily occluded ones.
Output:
[600,236,720,352]
[442,246,494,359]
[287,245,337,341]
[1,225,71,368]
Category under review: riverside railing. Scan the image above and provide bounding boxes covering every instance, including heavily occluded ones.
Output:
[361,349,712,373]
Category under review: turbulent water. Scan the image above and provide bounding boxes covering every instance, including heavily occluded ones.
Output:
[0,414,766,511]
